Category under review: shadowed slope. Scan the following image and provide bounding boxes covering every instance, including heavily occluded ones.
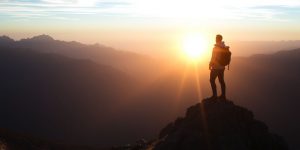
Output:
[0,47,138,146]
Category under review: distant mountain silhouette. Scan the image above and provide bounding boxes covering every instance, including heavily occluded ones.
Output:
[229,41,300,56]
[29,34,55,41]
[0,35,165,81]
[152,98,288,150]
[0,35,15,46]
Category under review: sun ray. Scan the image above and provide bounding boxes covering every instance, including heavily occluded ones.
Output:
[193,63,210,148]
[172,63,189,110]
[193,63,203,101]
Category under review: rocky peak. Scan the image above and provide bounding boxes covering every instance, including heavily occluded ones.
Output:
[153,98,289,150]
[28,34,54,41]
[0,35,15,43]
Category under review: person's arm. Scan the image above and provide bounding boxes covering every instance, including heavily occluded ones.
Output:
[209,48,216,70]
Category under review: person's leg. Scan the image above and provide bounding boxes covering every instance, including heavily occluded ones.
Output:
[209,69,218,98]
[217,69,226,98]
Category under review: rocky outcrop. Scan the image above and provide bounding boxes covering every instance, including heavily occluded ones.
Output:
[153,98,289,150]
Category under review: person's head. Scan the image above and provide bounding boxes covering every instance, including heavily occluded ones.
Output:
[216,34,223,43]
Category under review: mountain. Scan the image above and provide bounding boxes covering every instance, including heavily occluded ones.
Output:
[0,35,166,81]
[153,98,288,150]
[0,47,139,146]
[228,40,300,56]
[0,35,15,46]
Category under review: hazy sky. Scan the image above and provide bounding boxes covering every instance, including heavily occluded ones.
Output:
[1,0,300,56]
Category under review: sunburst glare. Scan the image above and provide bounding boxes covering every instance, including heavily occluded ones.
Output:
[182,34,209,62]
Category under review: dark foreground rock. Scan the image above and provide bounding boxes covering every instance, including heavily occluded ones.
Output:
[153,98,289,150]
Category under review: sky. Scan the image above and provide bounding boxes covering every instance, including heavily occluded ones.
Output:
[1,0,300,56]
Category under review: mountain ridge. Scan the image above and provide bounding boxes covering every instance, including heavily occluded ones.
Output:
[0,34,166,81]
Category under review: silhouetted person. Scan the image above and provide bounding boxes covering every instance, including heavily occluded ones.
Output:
[209,34,230,99]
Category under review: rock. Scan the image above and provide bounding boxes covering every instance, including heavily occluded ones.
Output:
[111,139,150,150]
[153,98,289,150]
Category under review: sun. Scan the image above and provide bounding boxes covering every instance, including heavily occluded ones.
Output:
[182,34,209,61]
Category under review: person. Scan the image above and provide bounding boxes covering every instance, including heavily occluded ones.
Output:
[209,34,229,99]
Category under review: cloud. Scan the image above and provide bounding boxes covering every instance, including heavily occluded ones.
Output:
[0,0,132,21]
[0,0,300,22]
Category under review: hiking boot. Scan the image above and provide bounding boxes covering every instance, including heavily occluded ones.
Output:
[218,95,226,100]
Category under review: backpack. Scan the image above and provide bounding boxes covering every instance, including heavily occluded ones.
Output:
[217,47,231,66]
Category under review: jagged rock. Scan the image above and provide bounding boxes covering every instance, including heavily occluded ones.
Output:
[153,98,289,150]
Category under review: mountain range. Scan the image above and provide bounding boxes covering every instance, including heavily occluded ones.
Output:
[0,35,166,82]
[0,35,299,149]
